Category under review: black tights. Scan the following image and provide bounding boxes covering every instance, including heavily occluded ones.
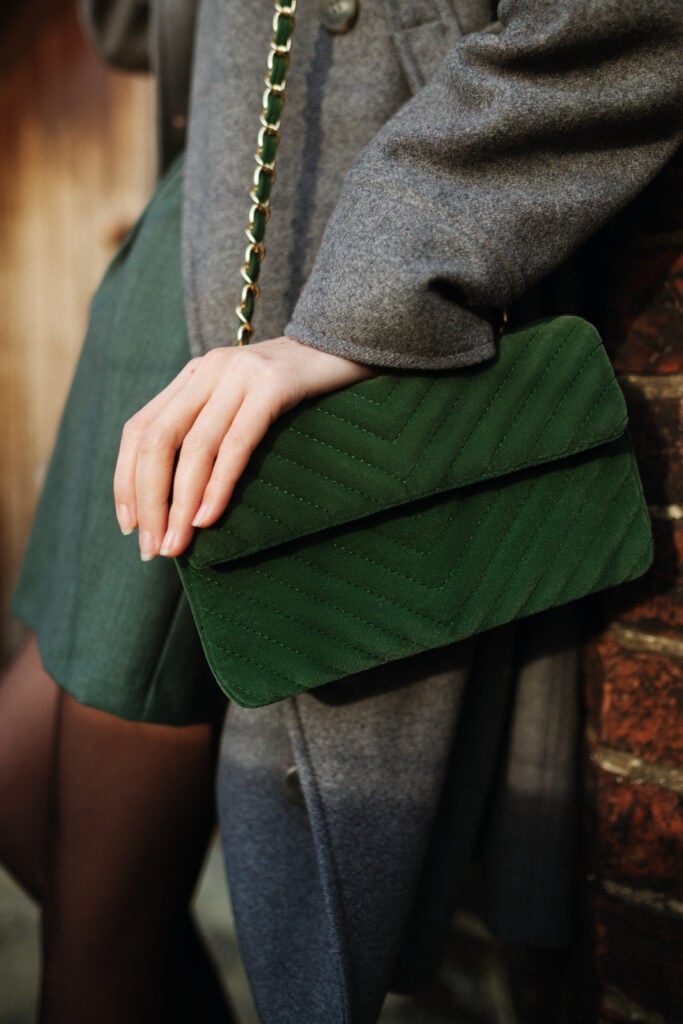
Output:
[0,634,234,1024]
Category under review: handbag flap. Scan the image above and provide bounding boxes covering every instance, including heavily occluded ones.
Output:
[183,317,627,570]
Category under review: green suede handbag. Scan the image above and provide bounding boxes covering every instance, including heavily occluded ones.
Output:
[175,2,652,708]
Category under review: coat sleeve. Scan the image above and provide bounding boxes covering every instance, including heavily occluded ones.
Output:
[79,0,151,72]
[285,0,683,370]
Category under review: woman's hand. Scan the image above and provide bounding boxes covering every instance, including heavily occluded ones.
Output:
[114,336,375,560]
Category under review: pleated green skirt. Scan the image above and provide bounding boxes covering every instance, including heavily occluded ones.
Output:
[12,157,223,725]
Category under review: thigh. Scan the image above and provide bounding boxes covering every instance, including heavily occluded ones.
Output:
[40,689,223,1022]
[46,691,221,932]
[0,633,59,898]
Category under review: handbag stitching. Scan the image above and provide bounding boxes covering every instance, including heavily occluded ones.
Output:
[570,494,650,601]
[196,465,556,692]
[476,321,591,473]
[262,451,393,494]
[466,458,611,632]
[201,412,625,566]
[496,369,621,477]
[189,322,625,567]
[195,574,391,663]
[351,378,403,405]
[327,474,541,606]
[429,325,569,482]
[202,510,651,707]
[196,557,425,646]
[514,467,637,620]
[272,325,574,488]
[312,377,441,444]
[203,464,644,698]
[259,437,635,614]
[346,405,617,565]
[205,616,340,675]
[200,643,301,698]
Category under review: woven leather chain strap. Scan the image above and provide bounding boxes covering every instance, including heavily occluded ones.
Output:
[233,5,511,342]
[236,1,297,345]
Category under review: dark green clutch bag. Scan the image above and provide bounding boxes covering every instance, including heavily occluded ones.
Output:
[176,315,652,707]
[175,4,651,707]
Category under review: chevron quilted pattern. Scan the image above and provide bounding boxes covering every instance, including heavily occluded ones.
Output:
[176,317,652,708]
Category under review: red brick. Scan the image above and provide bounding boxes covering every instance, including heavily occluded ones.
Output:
[588,767,683,899]
[608,519,683,640]
[622,386,683,505]
[584,636,683,768]
[603,248,683,376]
[589,890,683,1017]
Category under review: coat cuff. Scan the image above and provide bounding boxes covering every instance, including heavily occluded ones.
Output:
[285,180,512,371]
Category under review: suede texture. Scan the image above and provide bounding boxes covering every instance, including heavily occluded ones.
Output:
[176,312,652,706]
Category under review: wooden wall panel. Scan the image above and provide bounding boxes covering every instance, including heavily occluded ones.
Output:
[0,3,154,659]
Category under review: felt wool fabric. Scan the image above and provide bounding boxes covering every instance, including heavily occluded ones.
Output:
[183,0,683,367]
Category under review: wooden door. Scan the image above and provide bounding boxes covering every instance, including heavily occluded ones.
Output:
[0,0,154,659]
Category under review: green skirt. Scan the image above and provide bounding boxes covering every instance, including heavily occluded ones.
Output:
[12,157,223,725]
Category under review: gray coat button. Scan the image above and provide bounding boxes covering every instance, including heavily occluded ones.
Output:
[319,0,358,34]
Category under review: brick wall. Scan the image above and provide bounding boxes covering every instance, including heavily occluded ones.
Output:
[582,151,683,1023]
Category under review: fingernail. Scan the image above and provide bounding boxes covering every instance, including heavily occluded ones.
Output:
[159,530,177,558]
[192,503,211,528]
[117,504,135,536]
[139,530,157,562]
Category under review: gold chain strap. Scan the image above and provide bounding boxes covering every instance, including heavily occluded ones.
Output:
[236,1,297,345]
[236,4,508,343]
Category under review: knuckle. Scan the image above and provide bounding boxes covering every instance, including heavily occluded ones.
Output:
[221,431,250,457]
[121,415,143,442]
[135,493,165,514]
[249,350,276,381]
[180,432,213,460]
[203,478,232,506]
[258,353,279,378]
[201,347,229,370]
[138,426,171,455]
[168,498,195,519]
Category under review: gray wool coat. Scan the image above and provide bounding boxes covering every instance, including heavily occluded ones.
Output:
[81,2,683,1022]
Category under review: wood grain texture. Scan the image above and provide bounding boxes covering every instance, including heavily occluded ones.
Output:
[0,2,154,660]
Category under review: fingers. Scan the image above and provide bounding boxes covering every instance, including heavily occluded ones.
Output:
[114,359,203,536]
[157,390,252,557]
[161,390,280,556]
[117,350,273,561]
[133,379,245,561]
[115,337,377,561]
